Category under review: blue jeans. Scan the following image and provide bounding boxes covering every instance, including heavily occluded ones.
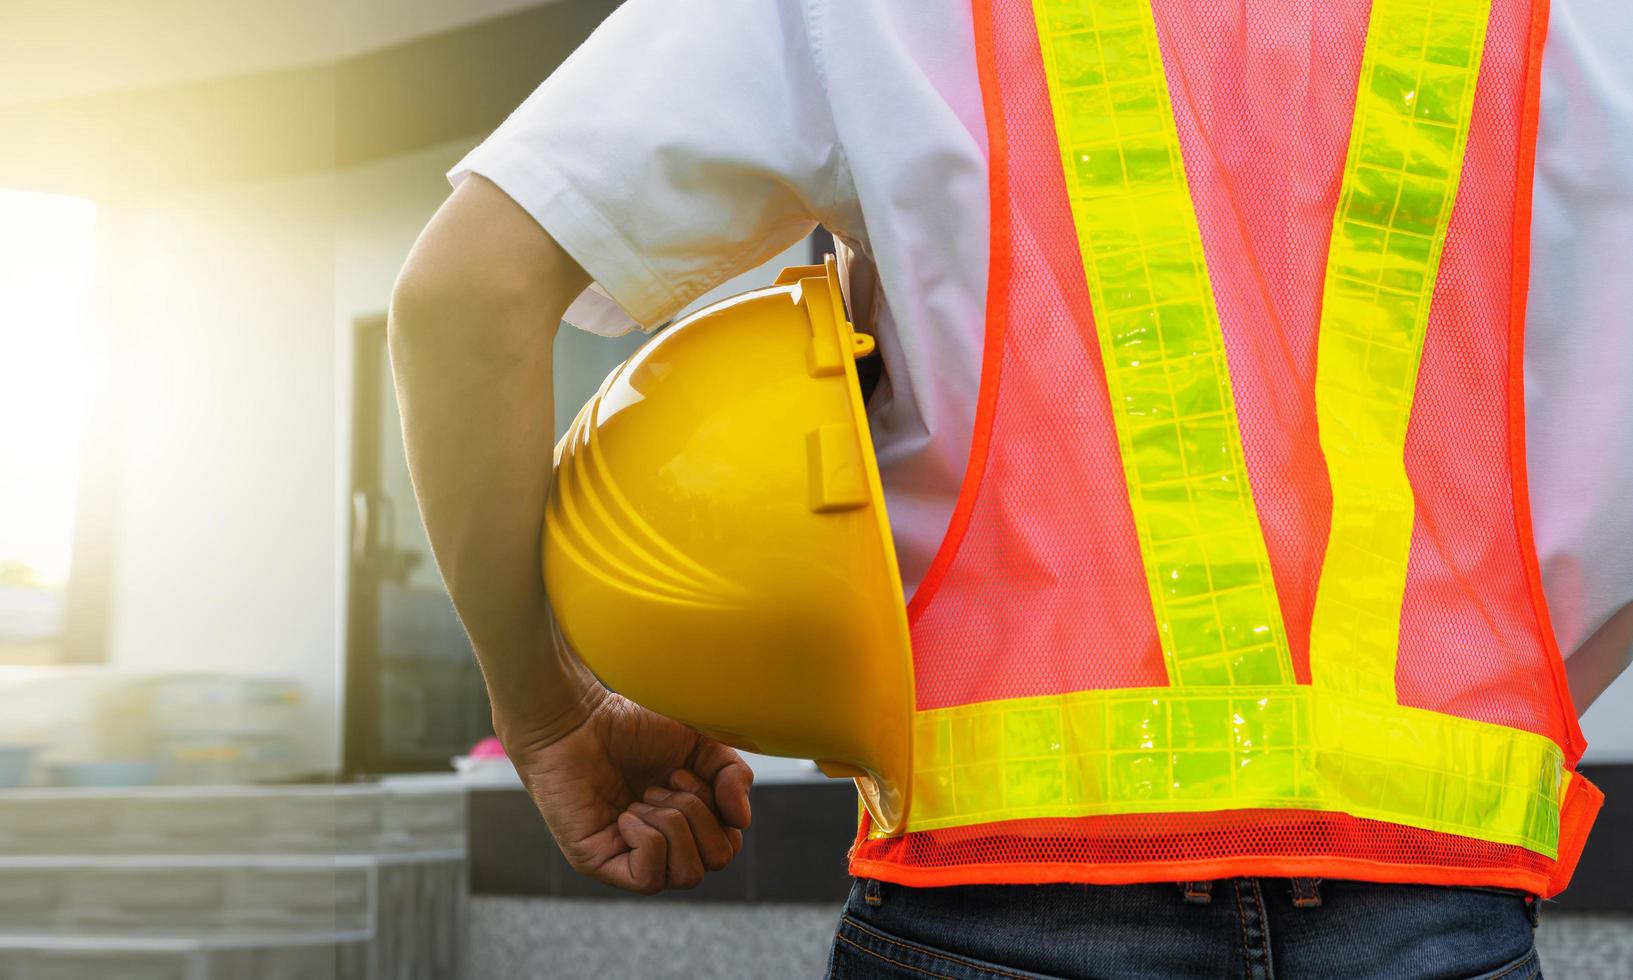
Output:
[825,877,1540,979]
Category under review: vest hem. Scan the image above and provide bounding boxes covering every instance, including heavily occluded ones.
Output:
[847,854,1550,897]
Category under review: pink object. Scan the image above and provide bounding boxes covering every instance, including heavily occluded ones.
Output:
[468,737,508,759]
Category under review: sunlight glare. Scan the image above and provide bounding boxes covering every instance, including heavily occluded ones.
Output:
[0,189,98,588]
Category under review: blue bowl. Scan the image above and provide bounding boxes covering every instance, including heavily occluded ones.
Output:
[0,746,34,788]
[55,761,158,788]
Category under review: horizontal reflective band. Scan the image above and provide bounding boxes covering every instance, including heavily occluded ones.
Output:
[1308,0,1493,699]
[903,686,1563,857]
[1033,0,1293,686]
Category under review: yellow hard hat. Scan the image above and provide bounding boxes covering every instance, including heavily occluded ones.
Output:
[543,257,914,835]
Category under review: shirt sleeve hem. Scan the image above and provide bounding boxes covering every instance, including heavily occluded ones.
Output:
[449,143,685,331]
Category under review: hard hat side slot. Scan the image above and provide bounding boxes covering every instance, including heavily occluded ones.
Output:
[807,425,871,514]
[803,283,848,378]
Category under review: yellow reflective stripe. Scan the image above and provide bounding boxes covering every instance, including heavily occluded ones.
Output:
[905,687,1564,856]
[1033,0,1292,687]
[1309,0,1493,699]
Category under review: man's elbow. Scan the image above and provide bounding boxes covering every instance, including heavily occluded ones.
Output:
[388,258,465,357]
[388,246,543,362]
[388,177,586,360]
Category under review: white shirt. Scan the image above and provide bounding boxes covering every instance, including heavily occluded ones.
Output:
[451,0,1633,706]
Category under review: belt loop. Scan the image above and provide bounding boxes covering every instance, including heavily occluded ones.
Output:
[1289,877,1323,909]
[863,878,884,907]
[1181,880,1215,905]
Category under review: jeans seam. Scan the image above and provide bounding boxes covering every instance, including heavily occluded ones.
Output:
[1251,880,1273,974]
[1233,880,1254,980]
[1485,948,1539,980]
[835,932,962,980]
[840,916,1041,980]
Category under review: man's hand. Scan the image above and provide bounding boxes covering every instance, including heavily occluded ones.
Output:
[502,684,754,894]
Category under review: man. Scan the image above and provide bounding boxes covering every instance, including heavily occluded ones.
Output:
[390,0,1631,976]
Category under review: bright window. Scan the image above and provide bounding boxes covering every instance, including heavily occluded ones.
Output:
[0,189,97,640]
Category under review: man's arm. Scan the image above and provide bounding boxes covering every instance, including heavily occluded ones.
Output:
[390,175,596,733]
[1566,601,1633,715]
[389,175,751,893]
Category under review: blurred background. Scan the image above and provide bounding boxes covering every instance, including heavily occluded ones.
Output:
[0,1,1629,977]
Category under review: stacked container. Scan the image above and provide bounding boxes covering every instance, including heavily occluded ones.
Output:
[0,783,466,980]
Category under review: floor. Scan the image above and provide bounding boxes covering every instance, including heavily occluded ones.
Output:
[1534,914,1633,979]
[466,897,1633,979]
[468,897,838,979]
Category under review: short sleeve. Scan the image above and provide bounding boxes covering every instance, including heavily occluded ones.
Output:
[449,0,844,332]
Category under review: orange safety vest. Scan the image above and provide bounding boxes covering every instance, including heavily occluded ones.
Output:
[850,0,1602,897]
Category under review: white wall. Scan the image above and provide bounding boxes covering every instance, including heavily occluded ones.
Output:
[99,137,482,773]
[101,170,345,772]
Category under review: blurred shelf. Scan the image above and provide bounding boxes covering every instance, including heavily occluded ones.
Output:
[0,851,464,869]
[0,929,372,953]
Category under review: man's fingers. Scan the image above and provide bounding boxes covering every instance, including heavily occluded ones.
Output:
[670,766,749,842]
[666,770,711,806]
[608,812,668,895]
[669,768,711,804]
[644,787,735,870]
[712,760,753,830]
[668,771,745,857]
[628,801,706,889]
[667,770,725,824]
[689,743,754,830]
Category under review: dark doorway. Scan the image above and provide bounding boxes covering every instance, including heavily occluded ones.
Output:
[344,316,490,775]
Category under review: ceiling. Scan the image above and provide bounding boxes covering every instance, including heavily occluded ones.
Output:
[0,0,620,196]
[0,0,551,108]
